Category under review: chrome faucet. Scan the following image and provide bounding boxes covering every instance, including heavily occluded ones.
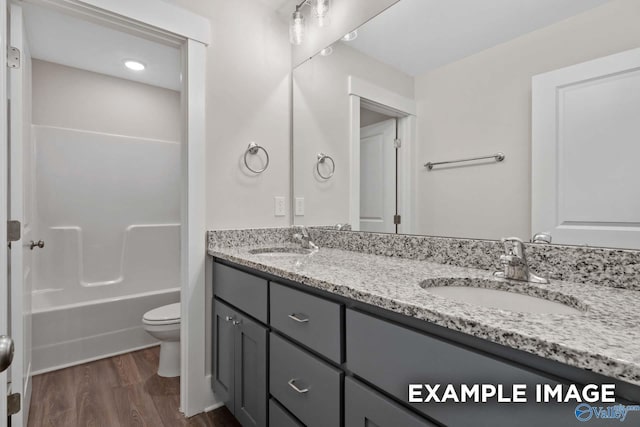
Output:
[293,226,318,250]
[494,237,549,284]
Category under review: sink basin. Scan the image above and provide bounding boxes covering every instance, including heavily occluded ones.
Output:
[248,247,315,256]
[419,278,584,315]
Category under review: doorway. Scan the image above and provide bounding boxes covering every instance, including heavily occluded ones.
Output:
[1,1,208,424]
[348,76,417,235]
[359,104,399,233]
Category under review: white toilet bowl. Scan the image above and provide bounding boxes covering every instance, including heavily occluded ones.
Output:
[143,303,181,377]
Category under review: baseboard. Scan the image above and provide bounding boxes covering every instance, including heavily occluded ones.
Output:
[203,374,223,413]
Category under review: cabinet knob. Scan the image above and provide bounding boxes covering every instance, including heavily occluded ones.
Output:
[232,320,242,326]
[225,316,233,322]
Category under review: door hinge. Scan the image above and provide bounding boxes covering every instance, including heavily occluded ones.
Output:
[8,220,21,242]
[394,138,401,149]
[7,393,21,416]
[7,47,20,69]
[393,215,401,225]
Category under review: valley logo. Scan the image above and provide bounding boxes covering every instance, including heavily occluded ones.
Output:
[574,403,640,422]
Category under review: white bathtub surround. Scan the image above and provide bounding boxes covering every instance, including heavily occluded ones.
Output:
[142,303,181,378]
[31,288,179,374]
[31,69,182,372]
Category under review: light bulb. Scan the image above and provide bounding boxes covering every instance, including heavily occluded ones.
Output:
[312,0,331,21]
[124,60,145,71]
[342,30,358,42]
[289,10,305,45]
[320,46,333,56]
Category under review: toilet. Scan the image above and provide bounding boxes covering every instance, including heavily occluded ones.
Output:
[142,303,181,377]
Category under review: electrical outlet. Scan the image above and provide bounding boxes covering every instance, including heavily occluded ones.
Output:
[295,197,305,216]
[274,196,286,217]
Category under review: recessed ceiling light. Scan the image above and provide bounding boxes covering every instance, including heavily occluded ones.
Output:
[320,46,333,56]
[342,30,358,42]
[124,60,145,71]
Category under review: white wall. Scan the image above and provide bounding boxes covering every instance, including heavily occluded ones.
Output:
[292,0,399,67]
[169,0,292,230]
[293,42,413,226]
[414,0,640,240]
[32,60,181,140]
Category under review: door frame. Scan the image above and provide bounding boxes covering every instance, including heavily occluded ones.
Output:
[10,0,211,418]
[348,76,416,234]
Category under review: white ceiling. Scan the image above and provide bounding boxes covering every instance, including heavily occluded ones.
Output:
[23,4,181,91]
[347,0,612,76]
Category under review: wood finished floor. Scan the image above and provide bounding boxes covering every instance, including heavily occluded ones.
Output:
[28,346,241,427]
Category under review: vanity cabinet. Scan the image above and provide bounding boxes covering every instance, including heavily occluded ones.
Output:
[270,282,343,363]
[212,259,638,427]
[214,262,268,323]
[345,377,436,427]
[213,299,268,427]
[270,333,342,427]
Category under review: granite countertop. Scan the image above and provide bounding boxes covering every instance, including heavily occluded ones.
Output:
[208,243,640,387]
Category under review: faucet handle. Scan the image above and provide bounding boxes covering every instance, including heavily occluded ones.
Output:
[501,237,526,258]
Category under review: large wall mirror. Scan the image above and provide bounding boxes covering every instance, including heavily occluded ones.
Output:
[292,0,640,249]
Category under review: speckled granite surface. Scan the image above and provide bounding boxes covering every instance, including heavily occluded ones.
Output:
[307,230,640,291]
[208,228,640,291]
[208,228,640,386]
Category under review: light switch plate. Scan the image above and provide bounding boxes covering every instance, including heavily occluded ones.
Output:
[295,197,305,216]
[274,196,286,217]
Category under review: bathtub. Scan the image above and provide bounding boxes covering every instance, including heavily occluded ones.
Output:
[32,126,182,374]
[32,288,179,374]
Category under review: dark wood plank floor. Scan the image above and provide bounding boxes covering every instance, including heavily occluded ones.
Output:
[28,346,241,427]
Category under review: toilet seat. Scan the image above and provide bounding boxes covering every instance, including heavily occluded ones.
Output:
[143,303,181,325]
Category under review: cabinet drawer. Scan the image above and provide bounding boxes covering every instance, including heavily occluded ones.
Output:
[345,377,436,427]
[270,333,342,427]
[346,309,583,427]
[269,399,302,427]
[270,282,342,363]
[213,262,268,323]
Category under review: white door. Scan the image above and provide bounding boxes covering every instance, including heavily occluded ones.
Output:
[532,48,640,249]
[8,4,33,426]
[360,119,396,233]
[0,0,10,425]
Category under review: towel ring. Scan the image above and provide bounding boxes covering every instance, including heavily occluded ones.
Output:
[244,142,269,174]
[316,153,335,179]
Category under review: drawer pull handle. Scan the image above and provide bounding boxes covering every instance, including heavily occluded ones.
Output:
[225,316,234,322]
[288,379,309,394]
[232,320,242,326]
[288,313,309,323]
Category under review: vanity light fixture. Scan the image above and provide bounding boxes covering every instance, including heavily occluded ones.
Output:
[342,30,358,41]
[312,0,331,27]
[289,9,305,45]
[124,60,145,71]
[290,0,331,45]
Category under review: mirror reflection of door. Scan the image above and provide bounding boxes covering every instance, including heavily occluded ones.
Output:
[360,112,397,233]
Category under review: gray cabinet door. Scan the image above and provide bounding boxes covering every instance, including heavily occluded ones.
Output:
[213,299,236,412]
[345,377,436,427]
[346,309,611,427]
[269,399,303,427]
[270,333,342,427]
[213,262,268,323]
[270,282,342,363]
[234,312,268,427]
